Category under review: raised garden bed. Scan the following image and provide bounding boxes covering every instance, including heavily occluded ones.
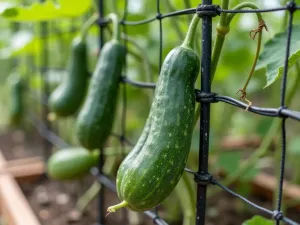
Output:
[0,130,300,225]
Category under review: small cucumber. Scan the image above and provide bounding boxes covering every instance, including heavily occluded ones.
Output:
[108,15,201,213]
[49,37,89,117]
[75,14,125,150]
[9,77,24,126]
[47,147,99,180]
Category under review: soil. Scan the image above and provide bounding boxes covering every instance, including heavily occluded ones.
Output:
[0,130,300,225]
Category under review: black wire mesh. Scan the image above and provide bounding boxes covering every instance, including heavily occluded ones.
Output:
[24,0,300,225]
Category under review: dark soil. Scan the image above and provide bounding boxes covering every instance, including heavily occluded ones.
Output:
[0,129,43,160]
[0,130,300,225]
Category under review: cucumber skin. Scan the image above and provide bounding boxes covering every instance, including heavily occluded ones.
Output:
[10,77,24,126]
[47,147,99,180]
[76,40,126,150]
[49,38,89,117]
[116,46,200,211]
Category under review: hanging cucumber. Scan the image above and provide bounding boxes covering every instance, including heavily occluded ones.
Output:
[48,38,89,117]
[75,13,125,150]
[48,15,98,118]
[107,14,201,213]
[47,147,99,180]
[9,76,24,127]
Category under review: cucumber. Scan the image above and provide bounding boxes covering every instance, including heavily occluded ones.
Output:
[108,15,201,213]
[47,147,99,180]
[9,76,24,126]
[49,37,89,117]
[75,14,125,150]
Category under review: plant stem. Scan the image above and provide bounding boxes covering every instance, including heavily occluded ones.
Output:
[106,13,121,41]
[226,3,262,24]
[175,173,196,225]
[211,0,230,78]
[107,200,128,213]
[182,14,200,50]
[211,34,226,80]
[240,27,263,93]
[112,0,118,14]
[76,181,101,213]
[220,0,230,26]
[81,13,99,40]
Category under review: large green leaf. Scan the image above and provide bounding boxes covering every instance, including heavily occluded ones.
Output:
[256,24,300,87]
[1,0,92,21]
[242,216,273,225]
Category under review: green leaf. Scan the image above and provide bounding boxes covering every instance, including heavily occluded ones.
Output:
[288,138,300,156]
[217,151,241,174]
[242,216,273,225]
[1,0,92,21]
[256,24,300,87]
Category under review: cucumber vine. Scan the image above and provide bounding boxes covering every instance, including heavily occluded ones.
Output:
[194,1,266,125]
[182,14,201,50]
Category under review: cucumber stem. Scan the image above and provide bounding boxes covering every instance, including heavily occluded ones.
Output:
[107,200,128,213]
[81,13,99,41]
[106,13,121,41]
[181,14,200,50]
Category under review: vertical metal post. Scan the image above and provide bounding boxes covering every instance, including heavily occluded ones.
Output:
[196,1,213,225]
[39,0,51,161]
[97,0,105,224]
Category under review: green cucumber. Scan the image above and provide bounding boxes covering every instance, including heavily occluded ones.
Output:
[75,14,125,150]
[9,76,24,126]
[49,37,89,117]
[47,147,99,180]
[108,15,201,213]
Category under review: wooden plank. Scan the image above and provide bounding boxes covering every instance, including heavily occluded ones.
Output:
[6,157,42,167]
[252,172,300,202]
[0,151,41,225]
[0,174,41,225]
[6,160,45,183]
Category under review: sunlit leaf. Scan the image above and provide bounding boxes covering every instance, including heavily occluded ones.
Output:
[242,216,273,225]
[1,0,92,21]
[256,24,300,87]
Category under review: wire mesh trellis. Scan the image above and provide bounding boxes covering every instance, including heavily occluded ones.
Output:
[24,0,300,225]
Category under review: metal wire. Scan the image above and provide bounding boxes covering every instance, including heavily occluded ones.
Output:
[26,1,300,225]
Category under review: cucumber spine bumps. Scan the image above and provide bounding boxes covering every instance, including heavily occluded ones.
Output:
[75,14,125,150]
[49,37,89,117]
[108,15,201,212]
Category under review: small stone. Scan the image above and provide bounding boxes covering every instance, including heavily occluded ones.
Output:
[39,209,49,220]
[37,192,50,206]
[67,210,82,223]
[56,193,70,205]
[35,185,46,192]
